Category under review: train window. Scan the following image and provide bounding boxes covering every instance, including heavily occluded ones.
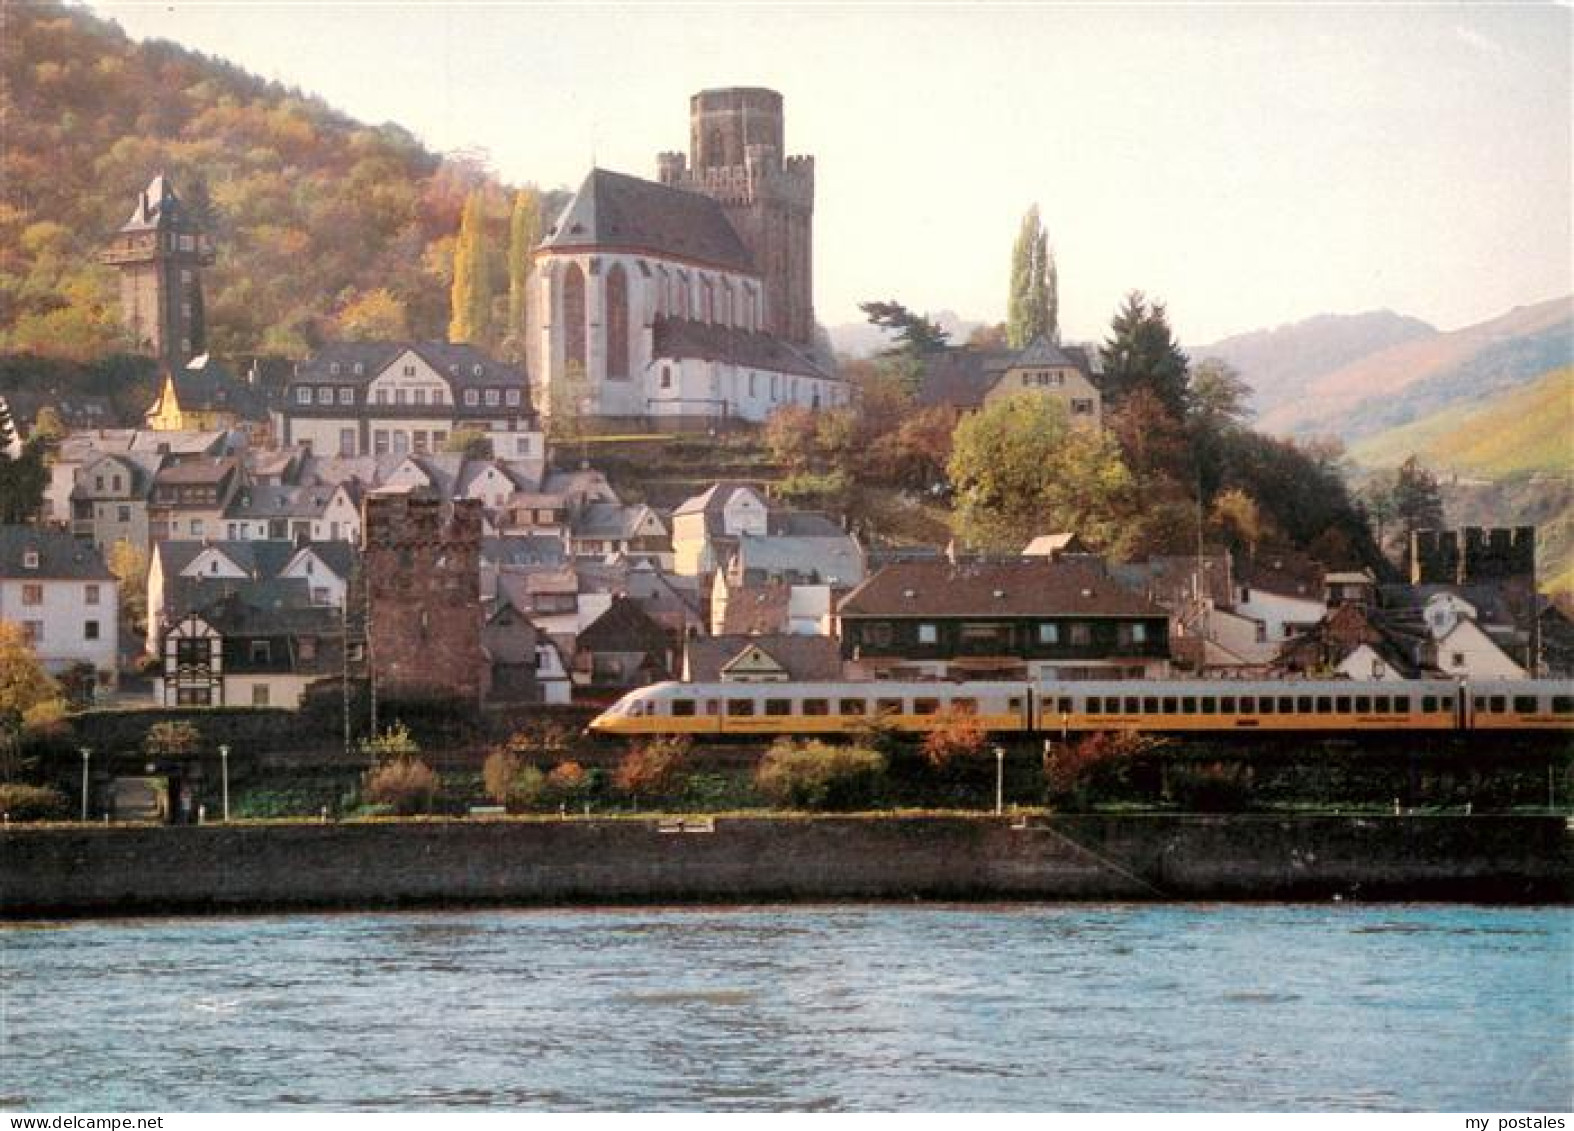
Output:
[1239,697,1256,713]
[1393,696,1410,713]
[670,699,696,717]
[1336,696,1351,713]
[704,700,719,716]
[1182,697,1197,713]
[914,698,940,716]
[1259,698,1275,715]
[1056,698,1074,715]
[1513,696,1538,714]
[1354,696,1370,713]
[1143,697,1159,713]
[1200,698,1217,715]
[1297,696,1313,714]
[1221,697,1237,713]
[1278,697,1294,713]
[1374,696,1391,714]
[726,699,755,717]
[1162,697,1178,715]
[838,698,867,716]
[1473,696,1485,712]
[1008,697,1024,714]
[1489,696,1506,714]
[1316,697,1332,714]
[1422,696,1438,713]
[765,699,792,717]
[1086,698,1102,715]
[803,698,829,716]
[952,698,979,715]
[876,698,903,717]
[1124,697,1140,714]
[1552,696,1574,714]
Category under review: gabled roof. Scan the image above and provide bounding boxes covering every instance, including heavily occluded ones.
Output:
[672,481,765,518]
[0,526,115,581]
[915,341,1097,410]
[224,484,316,520]
[576,595,671,657]
[162,356,267,420]
[292,342,530,400]
[735,532,864,586]
[539,168,755,273]
[286,541,356,580]
[153,456,241,487]
[838,558,1165,619]
[573,502,664,540]
[719,579,794,635]
[118,173,199,234]
[685,634,842,682]
[652,317,835,380]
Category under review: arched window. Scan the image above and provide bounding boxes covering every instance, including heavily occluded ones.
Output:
[606,264,629,379]
[677,272,691,319]
[720,279,734,326]
[656,267,670,317]
[563,262,586,368]
[700,277,715,323]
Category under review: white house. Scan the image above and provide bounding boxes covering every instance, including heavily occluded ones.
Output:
[1433,618,1527,681]
[0,527,120,687]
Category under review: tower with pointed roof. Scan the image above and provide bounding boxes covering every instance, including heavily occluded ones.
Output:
[99,174,215,369]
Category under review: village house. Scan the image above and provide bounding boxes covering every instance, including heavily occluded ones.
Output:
[145,354,270,444]
[0,527,120,689]
[682,633,842,683]
[153,594,350,708]
[916,336,1103,426]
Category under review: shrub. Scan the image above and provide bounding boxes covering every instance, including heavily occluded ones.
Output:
[1169,763,1254,812]
[144,719,202,758]
[920,707,988,770]
[1044,731,1157,811]
[361,756,440,816]
[0,782,69,821]
[544,761,590,807]
[613,737,691,803]
[755,739,886,811]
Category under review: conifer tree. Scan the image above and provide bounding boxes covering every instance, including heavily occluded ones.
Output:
[449,190,493,345]
[505,188,541,354]
[1007,205,1057,348]
[1099,290,1189,418]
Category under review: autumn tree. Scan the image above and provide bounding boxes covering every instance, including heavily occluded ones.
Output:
[504,188,541,357]
[106,539,149,631]
[1100,291,1189,418]
[448,189,493,345]
[1007,204,1057,347]
[0,621,61,719]
[947,393,1137,554]
[336,288,410,340]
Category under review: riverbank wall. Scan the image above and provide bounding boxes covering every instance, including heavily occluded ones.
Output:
[2,813,1568,916]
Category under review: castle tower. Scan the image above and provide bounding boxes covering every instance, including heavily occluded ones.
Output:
[657,87,815,344]
[99,173,214,369]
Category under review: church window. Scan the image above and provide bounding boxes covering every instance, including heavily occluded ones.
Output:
[655,267,670,317]
[770,375,779,400]
[563,263,588,368]
[749,373,757,397]
[660,366,672,390]
[606,264,630,379]
[700,277,715,323]
[720,279,734,326]
[677,272,691,319]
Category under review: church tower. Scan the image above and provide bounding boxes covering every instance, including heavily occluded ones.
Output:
[99,173,214,369]
[657,88,815,344]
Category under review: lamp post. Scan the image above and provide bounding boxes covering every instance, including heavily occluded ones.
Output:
[993,745,1005,816]
[79,747,91,821]
[219,744,230,823]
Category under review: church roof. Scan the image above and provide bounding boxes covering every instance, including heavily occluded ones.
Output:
[652,317,835,380]
[540,168,756,273]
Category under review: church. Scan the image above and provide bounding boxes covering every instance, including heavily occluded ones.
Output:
[526,88,849,430]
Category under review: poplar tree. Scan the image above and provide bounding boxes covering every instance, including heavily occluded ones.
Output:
[449,190,493,345]
[505,188,541,353]
[1007,205,1058,348]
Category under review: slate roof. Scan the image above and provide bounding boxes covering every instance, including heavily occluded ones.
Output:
[719,580,793,635]
[540,168,755,272]
[157,539,300,582]
[117,173,200,235]
[153,456,241,487]
[482,535,567,570]
[573,502,663,540]
[0,526,115,581]
[672,482,765,518]
[576,595,672,658]
[915,339,1097,410]
[685,634,842,682]
[164,356,268,420]
[734,532,864,586]
[224,484,318,520]
[768,511,846,537]
[838,559,1166,619]
[652,317,835,380]
[291,341,531,402]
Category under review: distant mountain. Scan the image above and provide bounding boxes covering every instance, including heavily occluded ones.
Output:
[826,310,985,359]
[1254,296,1572,442]
[1193,310,1438,421]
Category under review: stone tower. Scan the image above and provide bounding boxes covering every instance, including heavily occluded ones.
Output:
[99,173,214,369]
[656,87,815,344]
[361,490,487,705]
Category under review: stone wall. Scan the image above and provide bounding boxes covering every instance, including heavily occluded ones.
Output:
[2,814,1566,916]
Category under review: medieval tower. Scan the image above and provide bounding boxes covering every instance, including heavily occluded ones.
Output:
[99,173,214,369]
[656,87,815,344]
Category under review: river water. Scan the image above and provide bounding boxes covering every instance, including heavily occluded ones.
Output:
[2,903,1569,1112]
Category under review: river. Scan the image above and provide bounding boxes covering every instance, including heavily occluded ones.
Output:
[2,903,1569,1112]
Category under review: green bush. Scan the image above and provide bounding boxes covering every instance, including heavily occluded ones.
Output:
[755,739,886,811]
[0,782,70,821]
[1168,765,1254,812]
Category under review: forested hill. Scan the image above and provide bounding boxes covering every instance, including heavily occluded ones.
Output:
[1,1,544,361]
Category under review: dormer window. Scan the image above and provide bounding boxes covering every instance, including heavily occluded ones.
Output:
[22,549,39,570]
[317,387,333,404]
[296,387,312,405]
[353,362,364,376]
[464,389,479,407]
[472,364,484,377]
[330,362,341,376]
[338,388,354,405]
[484,389,501,407]
[504,389,521,406]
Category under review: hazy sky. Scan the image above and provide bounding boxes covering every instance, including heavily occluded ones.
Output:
[93,2,1572,346]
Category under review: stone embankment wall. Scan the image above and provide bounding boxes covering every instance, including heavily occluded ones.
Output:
[2,814,1567,916]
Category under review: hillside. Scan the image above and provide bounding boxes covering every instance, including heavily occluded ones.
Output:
[1194,310,1438,422]
[0,1,546,361]
[1348,368,1573,477]
[1254,296,1573,441]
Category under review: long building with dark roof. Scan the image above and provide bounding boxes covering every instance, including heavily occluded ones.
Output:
[527,89,847,430]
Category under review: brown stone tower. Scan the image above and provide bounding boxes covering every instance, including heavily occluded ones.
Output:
[656,87,815,343]
[361,490,487,705]
[99,173,214,369]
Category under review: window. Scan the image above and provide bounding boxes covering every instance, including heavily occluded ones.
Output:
[765,699,792,717]
[1374,696,1391,714]
[84,620,99,640]
[395,389,407,406]
[1316,697,1333,715]
[464,389,479,406]
[803,698,829,716]
[250,640,272,663]
[1551,696,1574,715]
[726,698,755,717]
[118,505,131,523]
[189,519,203,536]
[485,389,501,406]
[339,429,356,456]
[338,387,354,405]
[606,263,630,378]
[1513,696,1539,714]
[1068,623,1091,646]
[1071,399,1095,416]
[1182,697,1197,713]
[251,684,270,707]
[317,387,333,404]
[671,699,696,717]
[296,387,312,405]
[403,364,416,377]
[1451,652,1466,668]
[564,262,587,367]
[914,698,940,716]
[22,583,43,606]
[85,584,100,605]
[917,623,938,645]
[875,698,904,717]
[1354,696,1371,713]
[375,389,389,405]
[21,620,42,644]
[952,698,978,716]
[838,698,866,716]
[373,430,389,455]
[505,389,521,406]
[1037,623,1060,644]
[413,389,427,406]
[1201,697,1217,715]
[1335,696,1351,713]
[177,687,211,707]
[660,366,673,390]
[413,431,428,454]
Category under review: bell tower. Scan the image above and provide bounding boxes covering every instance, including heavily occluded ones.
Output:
[100,173,215,369]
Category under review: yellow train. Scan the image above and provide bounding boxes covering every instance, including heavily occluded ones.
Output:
[588,678,1574,738]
